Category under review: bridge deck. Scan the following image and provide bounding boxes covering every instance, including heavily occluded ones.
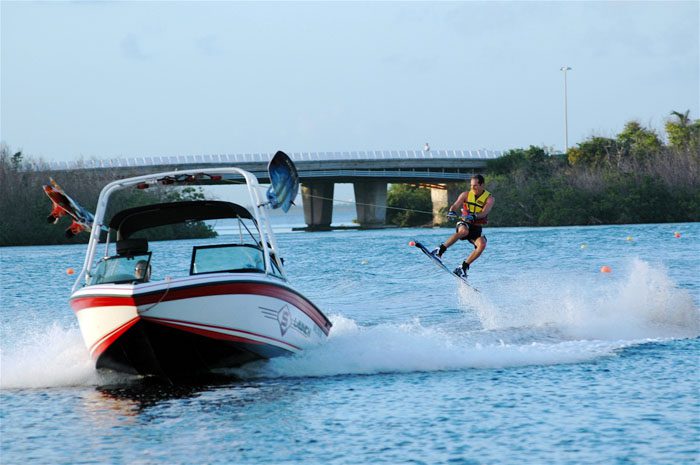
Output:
[41,149,502,171]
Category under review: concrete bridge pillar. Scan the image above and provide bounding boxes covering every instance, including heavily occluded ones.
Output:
[301,182,334,230]
[430,183,465,225]
[353,181,387,228]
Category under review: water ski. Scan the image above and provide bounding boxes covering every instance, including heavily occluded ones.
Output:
[410,240,478,290]
[43,178,96,238]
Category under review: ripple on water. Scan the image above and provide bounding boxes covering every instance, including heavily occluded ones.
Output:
[1,224,698,464]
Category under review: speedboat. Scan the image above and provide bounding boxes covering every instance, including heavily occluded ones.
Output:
[68,152,332,379]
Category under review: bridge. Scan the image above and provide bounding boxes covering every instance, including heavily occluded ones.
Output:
[44,149,503,229]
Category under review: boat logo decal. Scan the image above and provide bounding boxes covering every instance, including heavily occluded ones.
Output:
[261,305,292,336]
[292,319,311,338]
[260,304,311,338]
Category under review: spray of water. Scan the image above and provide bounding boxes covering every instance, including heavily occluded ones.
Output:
[0,323,100,389]
[232,314,634,379]
[236,258,699,379]
[2,259,697,386]
[464,258,699,340]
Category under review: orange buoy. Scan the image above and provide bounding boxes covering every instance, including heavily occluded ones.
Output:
[600,265,612,273]
[408,241,416,247]
[626,236,634,242]
[66,267,75,275]
[674,231,681,238]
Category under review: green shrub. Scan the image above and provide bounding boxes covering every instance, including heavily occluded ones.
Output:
[386,185,433,227]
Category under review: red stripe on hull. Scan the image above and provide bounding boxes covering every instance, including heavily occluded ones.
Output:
[152,321,298,352]
[71,281,331,334]
[72,296,137,311]
[91,317,140,359]
[145,316,302,351]
[137,282,329,331]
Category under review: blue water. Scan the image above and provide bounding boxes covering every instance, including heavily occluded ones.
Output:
[1,222,699,464]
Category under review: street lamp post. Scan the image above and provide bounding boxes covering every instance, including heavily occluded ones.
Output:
[560,66,572,152]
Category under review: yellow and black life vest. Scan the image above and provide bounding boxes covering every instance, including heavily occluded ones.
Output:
[461,189,491,225]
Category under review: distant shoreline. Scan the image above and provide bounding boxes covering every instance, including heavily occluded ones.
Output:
[2,221,694,248]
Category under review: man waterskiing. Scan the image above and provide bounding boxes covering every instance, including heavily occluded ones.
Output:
[431,174,495,277]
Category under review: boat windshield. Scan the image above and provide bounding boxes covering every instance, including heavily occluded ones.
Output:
[191,244,281,276]
[90,253,152,285]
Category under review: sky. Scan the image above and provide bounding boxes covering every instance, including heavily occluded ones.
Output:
[1,1,698,163]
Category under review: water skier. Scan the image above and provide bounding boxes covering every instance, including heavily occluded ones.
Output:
[431,174,495,277]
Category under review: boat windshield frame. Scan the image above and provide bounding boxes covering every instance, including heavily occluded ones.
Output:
[74,167,284,292]
[190,243,283,277]
[89,252,153,285]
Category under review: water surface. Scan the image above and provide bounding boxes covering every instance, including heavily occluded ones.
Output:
[1,222,698,464]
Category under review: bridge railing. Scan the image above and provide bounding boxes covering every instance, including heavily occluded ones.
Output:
[41,149,503,171]
[288,150,502,161]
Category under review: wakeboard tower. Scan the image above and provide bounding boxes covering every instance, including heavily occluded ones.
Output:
[42,151,298,239]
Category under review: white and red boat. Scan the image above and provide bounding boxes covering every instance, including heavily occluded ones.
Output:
[68,152,332,379]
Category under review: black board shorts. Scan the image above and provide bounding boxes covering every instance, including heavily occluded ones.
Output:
[456,221,487,247]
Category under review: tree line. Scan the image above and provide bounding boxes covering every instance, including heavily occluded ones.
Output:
[2,110,697,244]
[387,110,699,227]
[0,148,215,246]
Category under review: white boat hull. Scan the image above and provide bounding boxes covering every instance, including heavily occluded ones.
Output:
[70,274,331,378]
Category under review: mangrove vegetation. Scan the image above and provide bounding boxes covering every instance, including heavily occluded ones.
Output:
[2,110,698,244]
[0,148,216,246]
[386,110,699,227]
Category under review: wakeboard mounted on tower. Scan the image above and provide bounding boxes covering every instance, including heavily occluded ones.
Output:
[266,151,299,212]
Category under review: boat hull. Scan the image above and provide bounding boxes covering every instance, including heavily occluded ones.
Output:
[70,275,331,378]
